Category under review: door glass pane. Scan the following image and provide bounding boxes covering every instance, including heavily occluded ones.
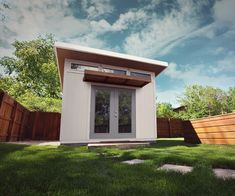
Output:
[119,91,132,133]
[95,89,110,133]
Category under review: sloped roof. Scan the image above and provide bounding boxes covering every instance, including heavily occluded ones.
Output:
[55,42,168,86]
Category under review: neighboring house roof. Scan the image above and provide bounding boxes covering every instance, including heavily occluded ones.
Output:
[173,106,186,112]
[54,42,168,86]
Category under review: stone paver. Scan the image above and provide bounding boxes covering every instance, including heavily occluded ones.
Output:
[122,159,145,165]
[213,168,235,180]
[159,164,193,174]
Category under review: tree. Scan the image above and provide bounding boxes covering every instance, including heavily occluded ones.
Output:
[177,85,231,119]
[17,91,62,112]
[0,76,25,97]
[0,35,60,98]
[228,87,235,112]
[157,102,174,118]
[0,35,62,112]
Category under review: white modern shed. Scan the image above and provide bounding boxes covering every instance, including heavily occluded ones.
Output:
[55,42,168,144]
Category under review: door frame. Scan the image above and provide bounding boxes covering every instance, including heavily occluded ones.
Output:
[90,85,136,139]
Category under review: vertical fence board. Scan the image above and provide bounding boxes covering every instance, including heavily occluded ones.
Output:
[9,103,25,141]
[0,91,61,141]
[169,119,184,137]
[1,90,234,144]
[0,92,16,141]
[30,112,61,141]
[157,118,184,138]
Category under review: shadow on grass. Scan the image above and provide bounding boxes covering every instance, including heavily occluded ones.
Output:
[0,143,29,152]
[0,147,234,196]
[0,143,29,161]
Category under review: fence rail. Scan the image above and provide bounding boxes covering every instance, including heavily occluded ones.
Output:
[0,90,60,141]
[1,90,235,144]
[183,113,235,144]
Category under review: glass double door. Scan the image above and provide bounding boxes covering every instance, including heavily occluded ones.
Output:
[90,86,136,139]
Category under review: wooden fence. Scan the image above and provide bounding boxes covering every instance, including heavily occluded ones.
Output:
[157,118,183,138]
[0,90,60,141]
[184,113,235,144]
[0,90,30,141]
[1,90,235,144]
[30,112,61,140]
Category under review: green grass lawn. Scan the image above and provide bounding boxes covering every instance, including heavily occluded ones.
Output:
[0,138,235,196]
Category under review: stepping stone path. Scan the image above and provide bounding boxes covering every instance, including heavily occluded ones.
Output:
[213,168,235,180]
[122,159,145,165]
[121,161,235,180]
[159,164,193,174]
[159,164,235,179]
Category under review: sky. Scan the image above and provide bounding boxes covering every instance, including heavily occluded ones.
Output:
[0,0,235,107]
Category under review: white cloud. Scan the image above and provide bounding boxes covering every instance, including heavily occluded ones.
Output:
[112,9,150,31]
[213,0,235,27]
[211,54,235,73]
[157,89,181,107]
[158,57,235,106]
[211,47,225,55]
[164,61,235,89]
[0,0,114,57]
[121,0,235,58]
[122,0,205,57]
[0,1,81,42]
[90,9,151,32]
[1,0,235,60]
[81,0,114,19]
[90,19,113,33]
[2,0,76,40]
[4,0,200,57]
[65,33,107,49]
[0,47,13,57]
[199,0,235,42]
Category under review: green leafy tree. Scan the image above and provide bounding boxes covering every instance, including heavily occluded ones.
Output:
[0,35,60,98]
[17,92,62,112]
[177,85,231,119]
[228,87,235,112]
[157,102,175,118]
[0,35,62,112]
[0,77,25,97]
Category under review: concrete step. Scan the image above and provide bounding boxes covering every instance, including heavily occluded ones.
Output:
[88,142,150,149]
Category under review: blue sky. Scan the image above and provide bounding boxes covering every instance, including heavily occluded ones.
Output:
[0,0,235,106]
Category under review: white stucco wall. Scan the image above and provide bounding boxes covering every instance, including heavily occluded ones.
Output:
[60,59,157,144]
[135,75,156,139]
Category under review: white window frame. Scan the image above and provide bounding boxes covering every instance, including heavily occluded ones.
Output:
[66,58,153,81]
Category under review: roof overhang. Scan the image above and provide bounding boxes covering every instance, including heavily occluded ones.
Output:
[55,42,168,87]
[83,70,151,87]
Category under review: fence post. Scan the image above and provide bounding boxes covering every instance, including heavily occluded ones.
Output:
[168,118,172,138]
[0,90,4,107]
[7,102,17,141]
[18,108,29,141]
[31,112,37,140]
